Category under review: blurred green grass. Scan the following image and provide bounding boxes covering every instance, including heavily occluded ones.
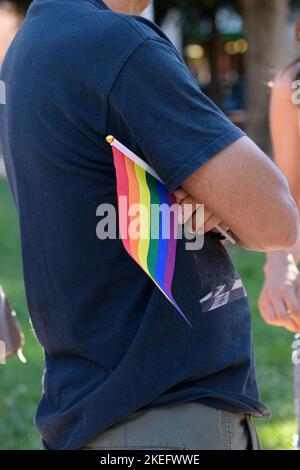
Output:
[0,176,43,449]
[231,248,297,450]
[0,176,297,450]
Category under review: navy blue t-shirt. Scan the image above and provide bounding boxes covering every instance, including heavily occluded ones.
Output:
[0,0,269,450]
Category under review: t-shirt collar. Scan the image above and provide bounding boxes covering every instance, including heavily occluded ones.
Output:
[88,0,110,10]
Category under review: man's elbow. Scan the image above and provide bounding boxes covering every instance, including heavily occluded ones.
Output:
[279,217,299,250]
[266,197,299,250]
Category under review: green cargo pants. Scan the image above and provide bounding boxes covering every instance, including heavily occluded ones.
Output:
[83,402,261,450]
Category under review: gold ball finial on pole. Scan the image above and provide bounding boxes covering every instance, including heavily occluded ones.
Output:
[106,135,115,145]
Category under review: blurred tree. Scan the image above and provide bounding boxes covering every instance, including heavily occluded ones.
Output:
[155,0,240,24]
[240,0,289,152]
[2,0,32,15]
[156,0,290,152]
[156,1,241,103]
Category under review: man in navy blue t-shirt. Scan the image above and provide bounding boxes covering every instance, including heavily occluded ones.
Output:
[0,0,298,450]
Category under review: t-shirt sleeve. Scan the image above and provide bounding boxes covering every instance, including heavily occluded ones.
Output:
[108,38,245,192]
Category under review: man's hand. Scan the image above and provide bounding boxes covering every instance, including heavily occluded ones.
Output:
[174,188,229,234]
[259,252,300,333]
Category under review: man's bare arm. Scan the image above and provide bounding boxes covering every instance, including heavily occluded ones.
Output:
[181,136,299,251]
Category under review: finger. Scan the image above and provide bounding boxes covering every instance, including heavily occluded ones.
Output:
[259,290,300,331]
[218,222,230,232]
[280,286,300,330]
[191,206,205,232]
[177,204,184,225]
[173,188,188,204]
[211,221,229,233]
[274,312,300,332]
[269,292,300,331]
[258,294,277,324]
[203,214,222,233]
[280,318,300,333]
[280,285,300,315]
[268,292,291,326]
[181,196,201,224]
[271,294,288,320]
[203,206,213,222]
[177,196,198,226]
[192,206,217,233]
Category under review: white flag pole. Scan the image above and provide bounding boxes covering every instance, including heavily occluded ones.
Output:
[106,135,236,245]
[106,135,163,182]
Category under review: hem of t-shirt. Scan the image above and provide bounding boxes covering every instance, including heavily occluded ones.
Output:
[40,387,270,450]
[143,388,271,419]
[164,127,246,193]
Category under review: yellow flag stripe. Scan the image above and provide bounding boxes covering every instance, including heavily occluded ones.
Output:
[134,163,151,275]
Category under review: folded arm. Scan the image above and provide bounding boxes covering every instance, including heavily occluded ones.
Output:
[180,136,299,251]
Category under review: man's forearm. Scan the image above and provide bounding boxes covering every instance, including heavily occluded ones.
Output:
[181,136,299,252]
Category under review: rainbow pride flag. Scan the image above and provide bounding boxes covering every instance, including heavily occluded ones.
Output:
[106,136,191,326]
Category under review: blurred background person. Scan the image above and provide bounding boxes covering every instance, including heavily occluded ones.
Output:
[0,0,28,174]
[259,17,300,451]
[0,1,24,65]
